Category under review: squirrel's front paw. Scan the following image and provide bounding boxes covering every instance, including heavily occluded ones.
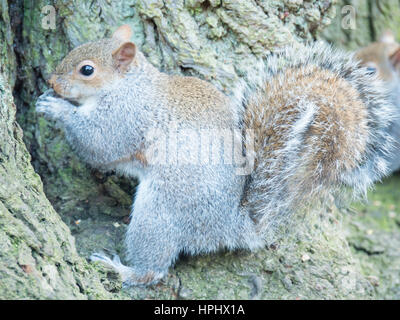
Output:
[36,90,74,120]
[90,252,165,287]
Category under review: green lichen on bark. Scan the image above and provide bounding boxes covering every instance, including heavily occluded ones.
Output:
[0,0,16,86]
[344,175,400,299]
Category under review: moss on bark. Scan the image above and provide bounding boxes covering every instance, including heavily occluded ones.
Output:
[0,0,16,86]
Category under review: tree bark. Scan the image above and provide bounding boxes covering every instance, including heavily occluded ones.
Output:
[0,72,116,299]
[0,0,16,86]
[1,0,399,299]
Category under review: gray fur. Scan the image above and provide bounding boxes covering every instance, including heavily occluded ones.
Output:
[385,78,400,172]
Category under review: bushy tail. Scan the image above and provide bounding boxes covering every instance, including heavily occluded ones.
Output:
[240,42,395,242]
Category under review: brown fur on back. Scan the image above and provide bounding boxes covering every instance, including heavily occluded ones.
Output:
[166,75,234,127]
[244,66,368,190]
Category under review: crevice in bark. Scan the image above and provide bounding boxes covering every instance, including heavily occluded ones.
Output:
[351,244,385,256]
[367,0,376,43]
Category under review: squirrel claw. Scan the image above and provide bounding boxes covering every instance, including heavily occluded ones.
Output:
[90,252,164,287]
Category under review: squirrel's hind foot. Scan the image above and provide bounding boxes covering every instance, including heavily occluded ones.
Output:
[90,252,165,287]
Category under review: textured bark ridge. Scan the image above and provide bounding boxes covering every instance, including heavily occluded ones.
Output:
[0,0,16,87]
[1,0,399,299]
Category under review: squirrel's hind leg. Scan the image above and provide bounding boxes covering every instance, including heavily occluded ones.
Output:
[90,176,183,287]
[117,176,183,286]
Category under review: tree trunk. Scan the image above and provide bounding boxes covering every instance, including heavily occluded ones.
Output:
[1,0,399,299]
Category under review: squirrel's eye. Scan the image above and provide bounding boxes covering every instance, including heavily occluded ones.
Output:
[366,66,377,75]
[80,65,94,76]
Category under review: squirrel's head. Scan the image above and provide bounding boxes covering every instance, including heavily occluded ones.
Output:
[48,25,137,103]
[356,30,400,82]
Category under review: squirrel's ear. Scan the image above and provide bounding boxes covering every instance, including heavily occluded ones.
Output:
[379,30,396,44]
[112,42,137,72]
[112,25,133,42]
[390,48,400,68]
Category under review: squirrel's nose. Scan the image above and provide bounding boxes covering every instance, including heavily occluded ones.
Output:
[48,75,62,94]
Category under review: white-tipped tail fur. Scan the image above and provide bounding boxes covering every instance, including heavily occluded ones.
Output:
[240,42,396,243]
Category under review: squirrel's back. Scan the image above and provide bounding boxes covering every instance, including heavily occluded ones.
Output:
[241,43,395,240]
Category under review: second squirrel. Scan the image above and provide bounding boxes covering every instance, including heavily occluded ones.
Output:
[356,30,400,173]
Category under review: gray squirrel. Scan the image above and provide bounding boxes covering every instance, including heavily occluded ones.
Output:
[36,25,394,286]
[356,30,400,173]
